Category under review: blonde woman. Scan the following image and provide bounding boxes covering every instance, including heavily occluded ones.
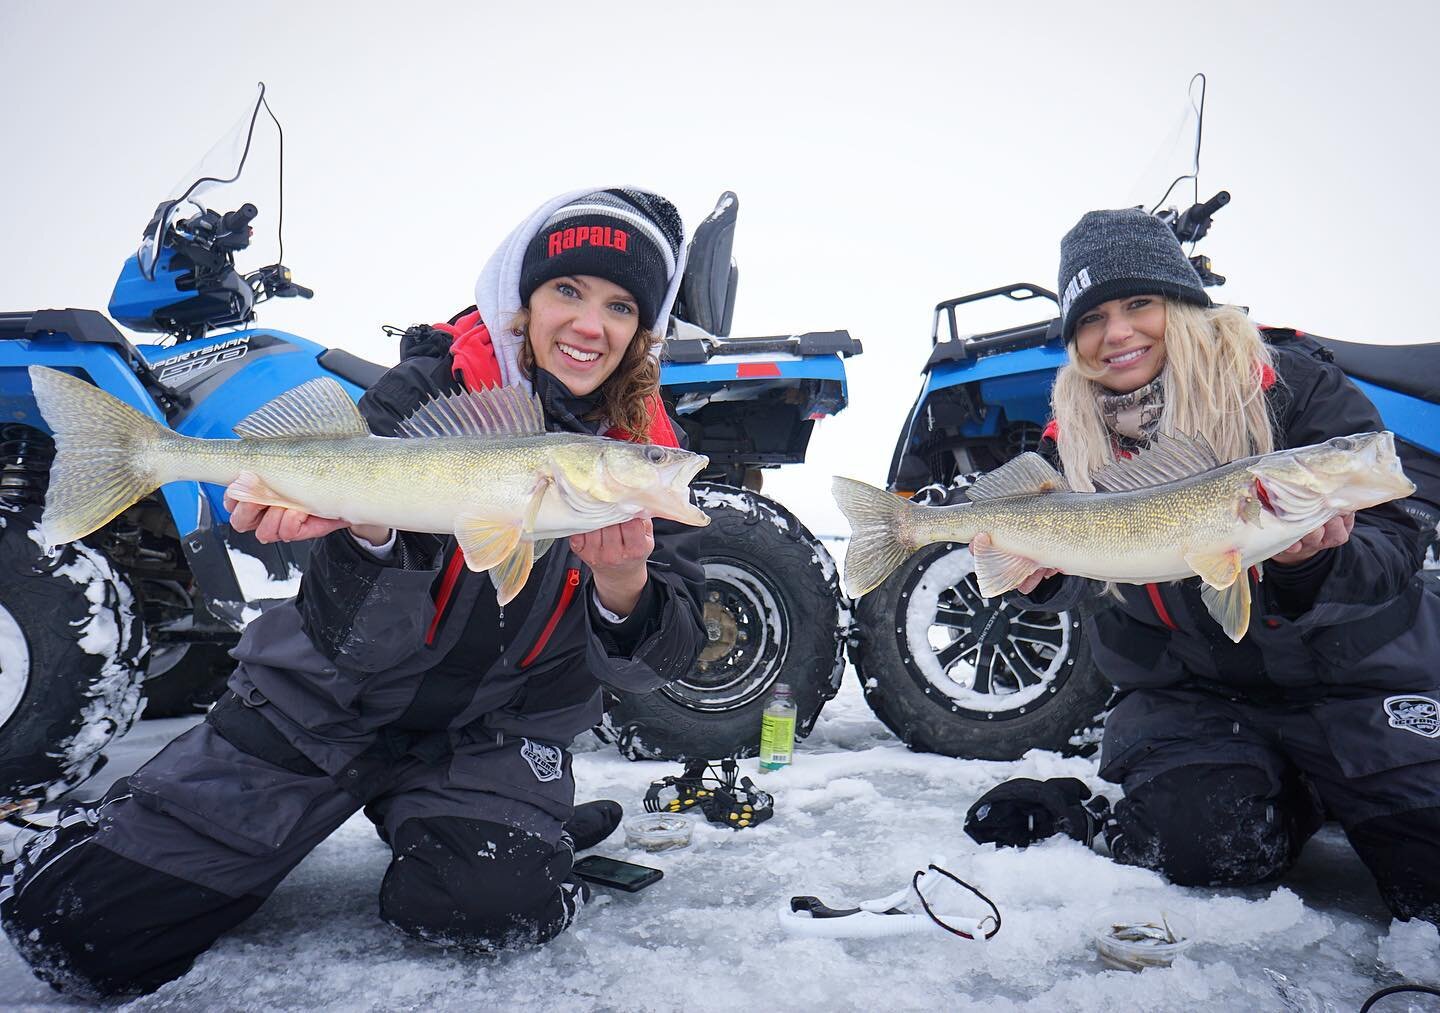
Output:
[1000,208,1439,925]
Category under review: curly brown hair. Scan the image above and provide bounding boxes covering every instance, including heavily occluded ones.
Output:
[509,308,662,439]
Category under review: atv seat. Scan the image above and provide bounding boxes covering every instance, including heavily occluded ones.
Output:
[1318,337,1440,405]
[318,348,388,390]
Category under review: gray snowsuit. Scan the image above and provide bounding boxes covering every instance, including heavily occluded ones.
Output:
[1015,345,1440,921]
[0,343,707,998]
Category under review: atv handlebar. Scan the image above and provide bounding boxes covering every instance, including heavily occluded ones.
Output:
[1172,190,1230,244]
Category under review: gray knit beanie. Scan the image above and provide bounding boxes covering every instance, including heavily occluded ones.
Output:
[1057,208,1211,343]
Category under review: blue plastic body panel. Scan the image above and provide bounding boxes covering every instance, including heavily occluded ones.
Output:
[1351,379,1440,456]
[0,327,365,536]
[661,354,849,406]
[918,344,1068,434]
[108,250,192,331]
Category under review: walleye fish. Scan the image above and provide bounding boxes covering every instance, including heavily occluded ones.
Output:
[833,431,1415,641]
[29,365,710,605]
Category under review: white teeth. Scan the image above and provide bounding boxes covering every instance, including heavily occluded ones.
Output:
[1108,347,1147,365]
[558,342,600,363]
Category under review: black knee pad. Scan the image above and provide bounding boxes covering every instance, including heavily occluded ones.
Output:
[1347,807,1440,924]
[380,816,584,951]
[1109,764,1315,887]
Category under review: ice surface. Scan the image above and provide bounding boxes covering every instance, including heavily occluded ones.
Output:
[0,670,1426,1011]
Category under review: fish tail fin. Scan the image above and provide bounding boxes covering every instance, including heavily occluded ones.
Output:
[28,366,168,546]
[831,476,923,598]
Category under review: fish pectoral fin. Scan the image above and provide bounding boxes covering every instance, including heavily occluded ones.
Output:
[1184,548,1243,589]
[490,540,536,606]
[1201,577,1253,642]
[454,515,523,573]
[532,538,555,561]
[225,471,314,514]
[971,538,1041,599]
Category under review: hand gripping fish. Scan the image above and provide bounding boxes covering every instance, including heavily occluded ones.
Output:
[833,432,1415,642]
[29,365,710,605]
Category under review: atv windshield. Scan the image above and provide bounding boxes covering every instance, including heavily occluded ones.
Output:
[1121,73,1206,215]
[137,84,280,278]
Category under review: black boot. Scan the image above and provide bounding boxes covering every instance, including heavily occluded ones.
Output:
[566,800,623,852]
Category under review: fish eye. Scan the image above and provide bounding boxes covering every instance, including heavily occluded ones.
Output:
[1329,437,1353,451]
[645,446,665,463]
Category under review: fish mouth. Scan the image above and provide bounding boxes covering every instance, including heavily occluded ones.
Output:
[647,451,711,527]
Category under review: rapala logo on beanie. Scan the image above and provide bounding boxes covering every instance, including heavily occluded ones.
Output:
[546,226,629,258]
[1060,267,1093,318]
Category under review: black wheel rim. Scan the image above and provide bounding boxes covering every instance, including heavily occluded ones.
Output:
[895,544,1079,721]
[660,558,789,713]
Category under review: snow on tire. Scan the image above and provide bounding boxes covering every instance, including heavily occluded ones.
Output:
[596,483,847,761]
[0,507,148,814]
[852,542,1113,760]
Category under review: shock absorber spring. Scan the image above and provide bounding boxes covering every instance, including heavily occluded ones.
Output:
[0,424,55,507]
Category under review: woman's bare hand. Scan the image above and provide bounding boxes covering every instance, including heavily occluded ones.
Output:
[224,476,386,545]
[1269,511,1354,566]
[571,517,654,616]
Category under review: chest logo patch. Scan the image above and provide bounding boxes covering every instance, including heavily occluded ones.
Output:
[1384,695,1440,738]
[521,738,564,782]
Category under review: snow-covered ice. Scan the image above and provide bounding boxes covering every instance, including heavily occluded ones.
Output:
[2,667,1428,1011]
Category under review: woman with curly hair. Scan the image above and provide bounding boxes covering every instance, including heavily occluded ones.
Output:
[1,188,708,997]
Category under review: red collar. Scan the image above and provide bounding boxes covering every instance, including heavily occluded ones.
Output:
[432,309,678,447]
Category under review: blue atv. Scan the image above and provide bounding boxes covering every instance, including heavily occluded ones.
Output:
[0,88,859,810]
[851,192,1440,761]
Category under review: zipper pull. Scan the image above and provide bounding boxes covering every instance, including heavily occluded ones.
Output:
[566,568,580,587]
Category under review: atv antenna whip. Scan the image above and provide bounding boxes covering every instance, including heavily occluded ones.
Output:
[1148,72,1207,218]
[257,83,286,272]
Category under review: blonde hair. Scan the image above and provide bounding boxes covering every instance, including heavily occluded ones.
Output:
[1051,301,1276,490]
[509,308,661,439]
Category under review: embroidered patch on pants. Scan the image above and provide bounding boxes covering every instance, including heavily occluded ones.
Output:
[1384,695,1440,738]
[520,738,564,782]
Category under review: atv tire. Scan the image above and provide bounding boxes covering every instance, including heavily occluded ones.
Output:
[0,508,148,813]
[852,542,1112,760]
[596,484,846,760]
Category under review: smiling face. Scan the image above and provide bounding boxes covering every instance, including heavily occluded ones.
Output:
[525,274,641,396]
[1072,295,1168,393]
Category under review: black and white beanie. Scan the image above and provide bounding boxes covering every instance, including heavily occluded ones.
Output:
[1057,208,1210,343]
[519,189,684,332]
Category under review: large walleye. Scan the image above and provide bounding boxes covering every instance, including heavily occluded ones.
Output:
[29,365,710,605]
[833,431,1415,642]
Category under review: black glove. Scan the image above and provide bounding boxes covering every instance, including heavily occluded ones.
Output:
[963,776,1109,848]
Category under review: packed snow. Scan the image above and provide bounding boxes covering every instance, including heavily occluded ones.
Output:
[2,669,1433,1010]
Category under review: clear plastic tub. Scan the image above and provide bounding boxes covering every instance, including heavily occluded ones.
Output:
[624,813,693,852]
[1092,910,1193,971]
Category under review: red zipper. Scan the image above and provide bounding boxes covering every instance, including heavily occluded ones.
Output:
[425,548,469,646]
[520,568,581,669]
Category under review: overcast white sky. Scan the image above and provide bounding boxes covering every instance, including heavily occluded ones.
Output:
[2,1,1436,535]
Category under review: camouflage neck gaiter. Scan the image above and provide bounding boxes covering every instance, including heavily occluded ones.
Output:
[1098,370,1166,443]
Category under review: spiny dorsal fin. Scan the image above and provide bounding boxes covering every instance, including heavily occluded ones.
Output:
[396,385,545,439]
[1092,432,1221,493]
[233,378,370,439]
[967,453,1071,501]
